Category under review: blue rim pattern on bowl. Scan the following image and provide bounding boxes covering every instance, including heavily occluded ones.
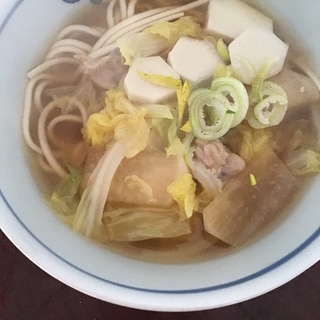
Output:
[0,0,319,296]
[1,187,320,294]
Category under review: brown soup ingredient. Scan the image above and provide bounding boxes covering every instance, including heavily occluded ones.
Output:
[203,148,298,246]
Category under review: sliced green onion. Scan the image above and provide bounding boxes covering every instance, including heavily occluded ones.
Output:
[260,80,288,98]
[213,63,234,79]
[216,38,230,62]
[249,173,257,186]
[188,88,234,140]
[248,81,288,129]
[211,77,249,127]
[253,95,287,125]
[250,61,272,103]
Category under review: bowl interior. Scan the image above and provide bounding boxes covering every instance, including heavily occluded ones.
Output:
[0,0,319,311]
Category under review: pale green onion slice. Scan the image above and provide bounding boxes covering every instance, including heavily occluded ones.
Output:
[211,77,249,127]
[248,81,288,129]
[260,80,287,98]
[188,88,234,140]
[250,61,273,103]
[216,38,230,62]
[249,173,257,186]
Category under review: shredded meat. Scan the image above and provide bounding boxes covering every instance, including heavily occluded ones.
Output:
[195,140,229,174]
[192,140,245,196]
[77,49,128,89]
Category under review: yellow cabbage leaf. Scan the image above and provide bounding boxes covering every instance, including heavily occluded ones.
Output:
[113,108,150,158]
[102,207,191,241]
[105,88,134,116]
[117,32,169,65]
[82,89,130,147]
[165,136,186,157]
[83,91,150,158]
[82,112,113,146]
[167,173,199,220]
[181,119,192,133]
[138,72,191,127]
[145,16,202,46]
[124,175,156,203]
[237,125,273,162]
[285,148,320,175]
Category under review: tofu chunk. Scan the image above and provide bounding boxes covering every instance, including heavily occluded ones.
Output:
[229,28,288,84]
[206,0,273,39]
[108,151,189,207]
[167,37,222,84]
[124,56,180,103]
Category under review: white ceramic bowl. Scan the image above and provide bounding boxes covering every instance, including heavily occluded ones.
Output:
[0,0,319,312]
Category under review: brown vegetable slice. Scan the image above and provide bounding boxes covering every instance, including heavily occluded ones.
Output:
[271,68,320,110]
[203,148,298,246]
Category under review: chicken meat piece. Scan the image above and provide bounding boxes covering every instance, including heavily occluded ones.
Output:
[192,140,246,196]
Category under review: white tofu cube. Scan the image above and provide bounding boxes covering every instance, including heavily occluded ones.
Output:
[124,56,180,104]
[229,28,289,84]
[206,0,273,39]
[167,37,222,84]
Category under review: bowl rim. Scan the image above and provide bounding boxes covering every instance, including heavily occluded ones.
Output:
[1,189,319,311]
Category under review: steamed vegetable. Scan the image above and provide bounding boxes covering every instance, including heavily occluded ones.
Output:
[25,0,320,253]
[188,76,249,140]
[247,81,288,129]
[49,166,82,221]
[124,56,180,103]
[73,99,150,237]
[107,150,189,207]
[236,125,273,162]
[167,36,223,84]
[210,76,249,127]
[229,28,288,84]
[285,148,320,175]
[188,89,233,140]
[203,149,298,246]
[206,0,273,39]
[137,72,192,156]
[103,207,192,241]
[145,16,202,46]
[137,73,191,127]
[167,173,199,220]
[116,32,169,65]
[271,68,320,109]
[216,38,230,62]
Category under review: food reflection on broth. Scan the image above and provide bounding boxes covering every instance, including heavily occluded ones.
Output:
[22,0,320,262]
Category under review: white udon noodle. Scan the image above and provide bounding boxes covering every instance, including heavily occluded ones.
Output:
[22,0,210,178]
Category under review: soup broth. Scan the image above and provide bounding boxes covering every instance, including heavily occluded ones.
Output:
[23,0,320,263]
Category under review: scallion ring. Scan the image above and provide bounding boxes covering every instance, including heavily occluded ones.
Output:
[249,94,288,129]
[188,88,234,140]
[248,80,288,129]
[211,77,249,127]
